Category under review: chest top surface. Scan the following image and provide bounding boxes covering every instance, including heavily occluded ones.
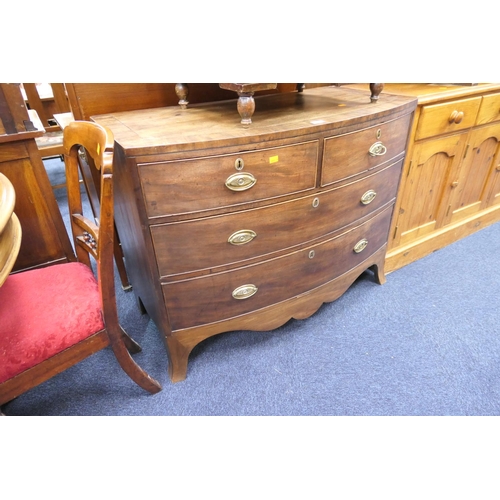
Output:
[92,86,417,156]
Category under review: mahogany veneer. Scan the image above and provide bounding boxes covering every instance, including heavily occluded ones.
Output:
[93,86,417,382]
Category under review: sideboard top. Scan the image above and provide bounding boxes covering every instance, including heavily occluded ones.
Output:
[345,83,500,105]
[92,86,417,156]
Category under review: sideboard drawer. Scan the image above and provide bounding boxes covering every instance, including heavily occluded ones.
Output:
[415,96,481,140]
[139,140,319,218]
[476,93,500,126]
[152,159,402,277]
[321,113,411,186]
[162,205,393,330]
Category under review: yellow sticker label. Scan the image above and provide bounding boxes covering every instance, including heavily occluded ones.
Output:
[97,143,100,155]
[269,155,279,164]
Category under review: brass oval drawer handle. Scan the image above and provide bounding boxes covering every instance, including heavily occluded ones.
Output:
[354,238,368,253]
[360,189,377,205]
[232,284,258,300]
[449,110,464,124]
[228,229,257,245]
[368,141,387,157]
[225,172,257,191]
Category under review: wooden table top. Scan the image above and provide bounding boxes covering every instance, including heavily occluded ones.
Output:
[0,173,22,286]
[92,86,418,156]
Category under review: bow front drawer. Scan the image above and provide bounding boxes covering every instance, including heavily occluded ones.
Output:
[139,141,319,218]
[161,205,393,330]
[321,113,412,186]
[152,159,403,277]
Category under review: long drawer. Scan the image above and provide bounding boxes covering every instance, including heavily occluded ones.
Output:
[152,159,403,277]
[321,113,411,186]
[162,205,393,330]
[139,140,319,218]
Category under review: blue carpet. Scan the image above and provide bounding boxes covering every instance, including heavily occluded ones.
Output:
[3,157,500,416]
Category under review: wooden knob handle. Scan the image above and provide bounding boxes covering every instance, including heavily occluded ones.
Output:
[449,110,464,124]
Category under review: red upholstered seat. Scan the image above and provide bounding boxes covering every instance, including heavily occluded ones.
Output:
[0,262,104,384]
[0,121,161,407]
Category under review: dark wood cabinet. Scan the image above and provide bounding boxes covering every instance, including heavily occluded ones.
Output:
[0,83,74,272]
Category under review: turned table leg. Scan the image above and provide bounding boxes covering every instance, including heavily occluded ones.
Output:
[236,92,256,128]
[369,83,384,102]
[219,84,277,127]
[175,83,189,109]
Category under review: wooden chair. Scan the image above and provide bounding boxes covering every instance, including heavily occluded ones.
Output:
[22,83,71,162]
[0,122,162,408]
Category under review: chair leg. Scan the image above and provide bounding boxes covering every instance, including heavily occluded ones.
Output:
[120,326,142,354]
[110,334,162,394]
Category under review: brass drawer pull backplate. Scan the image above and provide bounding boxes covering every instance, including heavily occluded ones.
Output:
[225,172,257,191]
[228,229,257,245]
[361,189,377,205]
[232,284,258,300]
[368,141,387,157]
[354,238,368,253]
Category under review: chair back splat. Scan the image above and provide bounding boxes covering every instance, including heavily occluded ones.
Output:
[0,121,161,407]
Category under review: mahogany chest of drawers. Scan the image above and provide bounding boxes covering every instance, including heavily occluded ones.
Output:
[93,86,417,382]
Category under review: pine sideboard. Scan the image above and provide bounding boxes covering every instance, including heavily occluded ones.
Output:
[347,83,500,273]
[93,86,417,382]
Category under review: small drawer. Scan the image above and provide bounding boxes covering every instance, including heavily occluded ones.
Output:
[0,142,29,163]
[476,93,500,126]
[139,141,319,218]
[415,96,481,140]
[152,160,403,277]
[162,205,393,330]
[321,113,412,186]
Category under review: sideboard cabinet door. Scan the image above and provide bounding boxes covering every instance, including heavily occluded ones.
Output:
[393,133,468,248]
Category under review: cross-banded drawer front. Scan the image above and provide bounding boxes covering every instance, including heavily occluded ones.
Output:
[321,113,411,186]
[139,141,319,218]
[162,205,393,330]
[152,159,403,277]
